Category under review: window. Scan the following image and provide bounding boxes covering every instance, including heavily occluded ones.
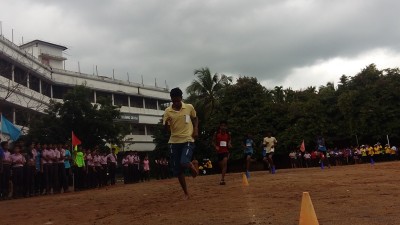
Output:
[130,96,143,108]
[146,124,157,136]
[114,94,129,106]
[158,100,170,110]
[15,107,30,127]
[131,124,145,135]
[41,80,51,97]
[0,58,12,80]
[29,74,40,93]
[52,85,72,99]
[145,98,158,110]
[96,91,112,103]
[14,66,27,86]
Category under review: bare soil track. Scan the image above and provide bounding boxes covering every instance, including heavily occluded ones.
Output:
[1,162,399,225]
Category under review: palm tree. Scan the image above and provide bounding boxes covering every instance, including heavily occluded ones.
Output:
[186,67,232,118]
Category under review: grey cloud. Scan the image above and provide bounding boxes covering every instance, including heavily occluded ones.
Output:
[2,0,400,89]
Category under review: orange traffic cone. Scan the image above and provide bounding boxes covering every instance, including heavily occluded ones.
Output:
[242,173,249,186]
[299,192,319,225]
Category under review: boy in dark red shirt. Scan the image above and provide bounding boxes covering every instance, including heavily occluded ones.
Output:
[213,121,231,185]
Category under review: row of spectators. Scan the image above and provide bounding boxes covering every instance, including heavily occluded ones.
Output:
[0,139,174,200]
[289,143,398,168]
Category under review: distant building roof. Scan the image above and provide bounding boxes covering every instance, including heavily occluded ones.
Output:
[19,40,68,51]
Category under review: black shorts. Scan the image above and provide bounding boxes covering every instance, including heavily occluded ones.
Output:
[217,152,229,161]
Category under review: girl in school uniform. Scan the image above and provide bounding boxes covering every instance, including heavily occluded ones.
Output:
[49,144,59,194]
[41,144,52,195]
[1,141,11,199]
[57,144,67,193]
[92,150,101,188]
[99,152,107,187]
[11,145,26,198]
[142,155,150,182]
[86,150,95,189]
[122,153,129,184]
[24,142,36,197]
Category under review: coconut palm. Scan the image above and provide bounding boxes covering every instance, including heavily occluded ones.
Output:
[186,67,232,118]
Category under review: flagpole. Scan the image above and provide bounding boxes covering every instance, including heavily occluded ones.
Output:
[387,135,390,147]
[0,113,3,140]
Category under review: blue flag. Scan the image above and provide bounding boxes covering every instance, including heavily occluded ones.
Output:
[1,115,21,141]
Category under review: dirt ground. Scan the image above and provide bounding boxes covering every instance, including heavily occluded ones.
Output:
[1,161,400,225]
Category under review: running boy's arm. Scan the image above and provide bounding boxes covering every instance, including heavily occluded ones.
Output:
[191,116,199,139]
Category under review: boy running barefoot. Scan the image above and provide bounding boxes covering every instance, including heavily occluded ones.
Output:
[262,132,277,174]
[163,88,199,200]
[213,121,232,185]
[243,134,255,178]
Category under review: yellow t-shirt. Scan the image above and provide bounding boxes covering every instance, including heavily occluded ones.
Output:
[361,148,367,156]
[368,147,374,156]
[263,137,277,153]
[163,102,196,143]
[385,147,391,154]
[374,147,380,155]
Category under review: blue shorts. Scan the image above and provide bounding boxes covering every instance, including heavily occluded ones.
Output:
[170,142,195,176]
[262,150,274,158]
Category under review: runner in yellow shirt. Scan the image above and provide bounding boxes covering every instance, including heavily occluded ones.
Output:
[163,88,199,200]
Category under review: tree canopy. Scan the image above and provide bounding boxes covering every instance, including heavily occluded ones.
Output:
[27,85,129,149]
[154,64,400,161]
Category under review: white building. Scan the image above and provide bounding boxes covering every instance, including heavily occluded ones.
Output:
[0,36,170,151]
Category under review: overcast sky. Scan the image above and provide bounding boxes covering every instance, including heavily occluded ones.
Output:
[1,0,400,91]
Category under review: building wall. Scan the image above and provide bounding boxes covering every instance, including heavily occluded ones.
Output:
[0,36,169,152]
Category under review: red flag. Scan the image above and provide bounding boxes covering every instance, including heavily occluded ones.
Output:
[72,131,81,146]
[300,140,306,152]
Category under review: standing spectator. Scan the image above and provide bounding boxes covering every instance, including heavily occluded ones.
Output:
[1,141,11,199]
[122,153,129,184]
[310,150,317,167]
[10,145,26,198]
[100,152,108,186]
[74,147,85,191]
[34,143,43,195]
[142,155,150,182]
[133,152,140,183]
[24,142,36,197]
[289,150,297,168]
[127,152,134,183]
[297,151,303,168]
[50,144,58,194]
[63,145,72,192]
[391,145,397,160]
[41,144,52,195]
[360,145,367,163]
[154,157,162,180]
[93,150,101,188]
[86,150,95,188]
[107,148,117,185]
[304,151,311,168]
[0,141,4,199]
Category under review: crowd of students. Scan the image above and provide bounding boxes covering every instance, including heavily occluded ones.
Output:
[0,139,158,200]
[288,143,399,168]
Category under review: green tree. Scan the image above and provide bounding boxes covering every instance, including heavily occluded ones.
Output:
[28,85,128,148]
